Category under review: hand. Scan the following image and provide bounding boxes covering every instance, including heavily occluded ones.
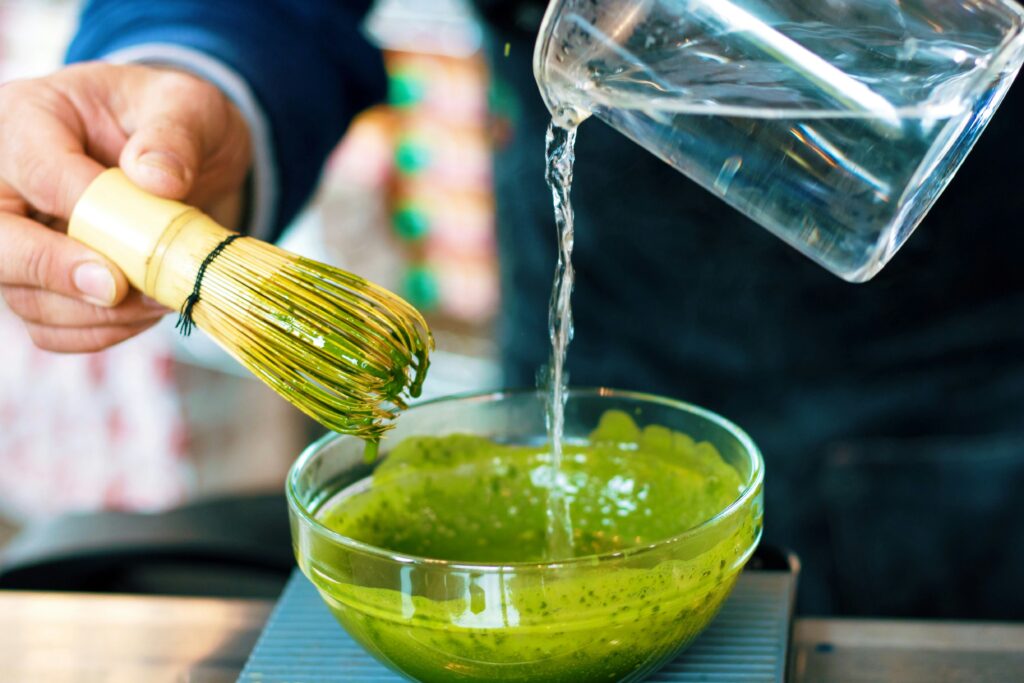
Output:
[0,62,252,352]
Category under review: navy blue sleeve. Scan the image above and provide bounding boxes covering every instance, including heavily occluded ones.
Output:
[66,0,386,241]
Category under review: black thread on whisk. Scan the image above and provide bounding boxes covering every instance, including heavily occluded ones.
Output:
[175,233,245,337]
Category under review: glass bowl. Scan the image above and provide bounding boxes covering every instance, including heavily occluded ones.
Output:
[287,389,764,682]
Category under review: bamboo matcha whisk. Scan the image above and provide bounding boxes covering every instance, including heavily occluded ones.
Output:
[69,168,432,442]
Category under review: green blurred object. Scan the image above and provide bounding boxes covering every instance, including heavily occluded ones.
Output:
[403,266,439,310]
[388,70,425,108]
[489,76,520,124]
[395,137,431,174]
[393,204,431,242]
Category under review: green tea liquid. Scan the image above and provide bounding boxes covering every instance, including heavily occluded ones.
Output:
[322,412,746,562]
[310,414,757,682]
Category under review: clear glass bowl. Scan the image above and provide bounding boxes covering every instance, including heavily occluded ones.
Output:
[288,389,764,682]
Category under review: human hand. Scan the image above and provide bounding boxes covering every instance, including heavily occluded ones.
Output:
[0,62,251,352]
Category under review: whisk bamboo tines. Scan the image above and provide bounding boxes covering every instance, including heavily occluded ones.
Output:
[68,169,432,441]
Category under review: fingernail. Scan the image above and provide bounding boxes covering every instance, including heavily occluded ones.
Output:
[73,262,116,305]
[137,151,187,184]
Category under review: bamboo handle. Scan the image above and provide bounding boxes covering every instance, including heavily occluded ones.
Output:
[68,168,235,310]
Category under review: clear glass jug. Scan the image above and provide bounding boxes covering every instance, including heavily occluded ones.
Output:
[533,0,1024,281]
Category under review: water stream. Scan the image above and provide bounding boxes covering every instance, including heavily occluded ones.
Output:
[543,120,579,560]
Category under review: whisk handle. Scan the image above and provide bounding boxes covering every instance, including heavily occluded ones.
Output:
[68,168,234,310]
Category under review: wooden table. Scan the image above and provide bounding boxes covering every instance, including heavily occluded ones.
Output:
[1,591,1022,683]
[0,592,270,683]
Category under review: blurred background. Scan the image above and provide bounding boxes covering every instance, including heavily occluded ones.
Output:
[0,0,504,545]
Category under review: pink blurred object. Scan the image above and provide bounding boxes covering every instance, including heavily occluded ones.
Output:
[432,257,500,321]
[326,109,397,189]
[0,306,193,521]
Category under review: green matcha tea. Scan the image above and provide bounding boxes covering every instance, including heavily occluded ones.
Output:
[301,411,762,682]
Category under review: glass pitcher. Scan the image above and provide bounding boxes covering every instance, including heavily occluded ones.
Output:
[533,0,1024,281]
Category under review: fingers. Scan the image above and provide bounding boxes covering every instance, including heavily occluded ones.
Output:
[2,286,168,328]
[120,115,202,200]
[0,79,107,219]
[22,318,162,354]
[0,65,249,219]
[0,210,129,306]
[119,70,245,202]
[0,63,249,356]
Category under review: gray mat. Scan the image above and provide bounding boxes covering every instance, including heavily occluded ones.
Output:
[239,569,795,682]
